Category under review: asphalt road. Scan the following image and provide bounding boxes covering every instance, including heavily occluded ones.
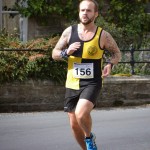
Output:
[0,106,150,150]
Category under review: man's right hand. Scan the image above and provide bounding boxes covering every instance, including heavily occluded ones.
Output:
[67,42,81,55]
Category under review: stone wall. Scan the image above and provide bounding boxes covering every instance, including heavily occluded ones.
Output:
[27,16,64,40]
[0,76,150,112]
[97,76,150,107]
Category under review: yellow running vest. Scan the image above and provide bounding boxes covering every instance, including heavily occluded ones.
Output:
[66,25,104,90]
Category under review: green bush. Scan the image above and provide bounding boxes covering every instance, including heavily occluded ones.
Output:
[0,25,149,84]
[96,15,150,75]
[0,30,67,84]
[0,50,67,84]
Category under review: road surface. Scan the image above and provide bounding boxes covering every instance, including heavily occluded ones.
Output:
[0,106,150,150]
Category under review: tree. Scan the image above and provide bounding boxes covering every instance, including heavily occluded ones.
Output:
[15,0,150,48]
[15,0,79,21]
[103,0,150,48]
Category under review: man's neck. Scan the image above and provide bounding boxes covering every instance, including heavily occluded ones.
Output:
[79,23,96,33]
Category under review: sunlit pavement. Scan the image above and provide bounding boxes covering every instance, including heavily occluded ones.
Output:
[0,105,150,150]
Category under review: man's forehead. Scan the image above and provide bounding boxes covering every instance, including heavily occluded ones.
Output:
[79,1,95,9]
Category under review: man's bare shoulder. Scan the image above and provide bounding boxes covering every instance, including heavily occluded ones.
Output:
[100,29,109,49]
[61,26,72,42]
[101,30,118,50]
[101,30,111,39]
[101,29,121,64]
[53,26,72,51]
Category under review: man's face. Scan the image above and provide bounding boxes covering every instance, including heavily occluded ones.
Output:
[79,1,98,25]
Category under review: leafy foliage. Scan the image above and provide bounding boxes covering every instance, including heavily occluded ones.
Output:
[0,50,67,84]
[0,30,67,84]
[0,28,20,48]
[103,0,150,48]
[14,0,80,21]
[0,0,149,84]
[14,0,150,48]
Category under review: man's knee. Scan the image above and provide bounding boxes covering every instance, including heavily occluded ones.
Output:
[75,109,90,122]
[75,100,92,120]
[68,112,79,130]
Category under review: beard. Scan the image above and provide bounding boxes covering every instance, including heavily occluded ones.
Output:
[79,15,95,25]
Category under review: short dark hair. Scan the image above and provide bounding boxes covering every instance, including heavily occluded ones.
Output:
[79,0,99,12]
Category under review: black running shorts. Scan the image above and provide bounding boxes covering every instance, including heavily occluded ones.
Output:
[64,81,102,112]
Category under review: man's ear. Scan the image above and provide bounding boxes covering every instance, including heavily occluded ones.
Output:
[95,12,99,18]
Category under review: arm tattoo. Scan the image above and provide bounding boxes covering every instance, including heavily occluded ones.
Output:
[52,27,71,60]
[104,32,121,64]
[55,27,71,50]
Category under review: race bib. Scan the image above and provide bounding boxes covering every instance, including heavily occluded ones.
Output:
[73,63,94,79]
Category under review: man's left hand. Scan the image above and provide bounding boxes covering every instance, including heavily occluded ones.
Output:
[102,64,112,77]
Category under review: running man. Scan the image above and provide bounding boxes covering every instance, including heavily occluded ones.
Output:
[52,0,121,149]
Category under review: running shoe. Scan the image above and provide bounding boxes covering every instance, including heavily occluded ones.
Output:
[85,133,97,150]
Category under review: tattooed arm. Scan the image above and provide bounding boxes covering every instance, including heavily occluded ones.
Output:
[52,26,81,60]
[102,30,121,64]
[101,30,121,77]
[52,27,71,60]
